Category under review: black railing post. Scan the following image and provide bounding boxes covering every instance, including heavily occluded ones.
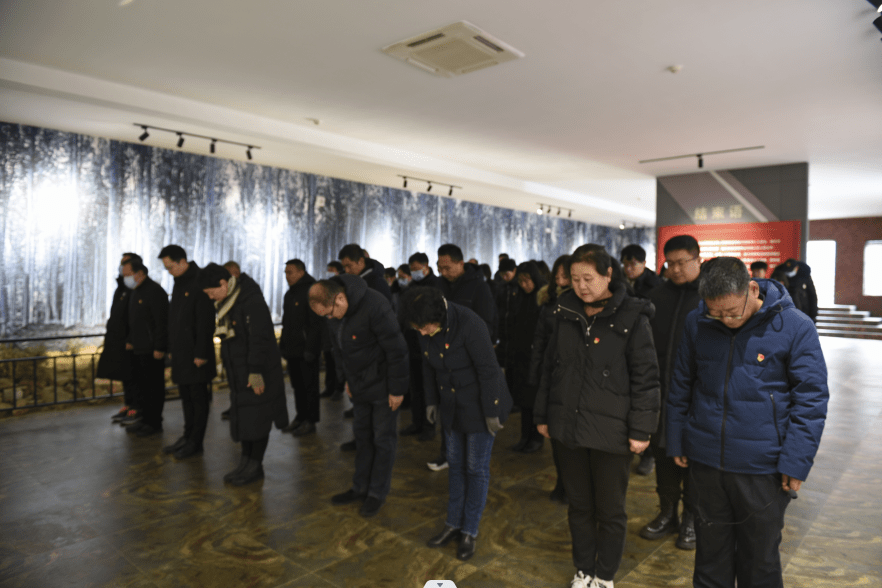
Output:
[72,353,77,401]
[12,360,16,410]
[33,358,38,407]
[53,357,58,404]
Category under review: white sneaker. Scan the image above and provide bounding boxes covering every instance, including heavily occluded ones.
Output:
[570,571,592,588]
[591,578,614,588]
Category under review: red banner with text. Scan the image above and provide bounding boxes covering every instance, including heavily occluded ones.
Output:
[656,221,802,271]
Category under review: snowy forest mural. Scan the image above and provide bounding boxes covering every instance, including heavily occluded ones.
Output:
[0,122,653,335]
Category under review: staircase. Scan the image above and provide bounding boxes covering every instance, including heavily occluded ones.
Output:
[816,305,882,340]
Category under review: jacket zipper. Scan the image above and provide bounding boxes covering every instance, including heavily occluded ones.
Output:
[556,305,593,345]
[720,337,735,469]
[770,392,781,445]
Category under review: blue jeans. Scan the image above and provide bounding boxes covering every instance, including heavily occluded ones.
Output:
[445,429,495,537]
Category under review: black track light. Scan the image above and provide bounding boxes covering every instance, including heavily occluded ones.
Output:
[210,139,216,154]
[138,126,149,142]
[557,208,561,216]
[568,210,572,218]
[176,133,185,148]
[403,177,408,188]
[448,186,454,196]
[246,146,253,160]
[875,15,882,35]
[697,154,704,169]
[427,182,432,192]
[868,0,882,13]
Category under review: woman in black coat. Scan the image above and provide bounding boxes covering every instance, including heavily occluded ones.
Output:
[402,287,512,562]
[507,261,547,453]
[529,254,571,503]
[534,245,659,588]
[200,263,289,486]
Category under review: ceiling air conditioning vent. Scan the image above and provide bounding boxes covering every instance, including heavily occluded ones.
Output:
[382,21,524,78]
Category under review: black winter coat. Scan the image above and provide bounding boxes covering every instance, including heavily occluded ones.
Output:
[401,270,445,358]
[168,262,217,384]
[96,276,133,381]
[421,301,513,433]
[646,278,700,447]
[327,274,409,403]
[495,280,520,362]
[360,258,393,301]
[440,264,497,343]
[126,276,169,355]
[507,277,546,408]
[218,274,288,441]
[534,284,660,454]
[630,267,662,299]
[279,273,323,360]
[528,285,571,386]
[785,261,819,322]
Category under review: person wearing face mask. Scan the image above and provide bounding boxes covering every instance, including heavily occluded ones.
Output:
[121,258,170,438]
[534,244,659,588]
[402,286,512,561]
[408,252,444,290]
[508,261,548,453]
[98,252,144,427]
[529,254,572,503]
[200,263,289,486]
[777,259,818,322]
[308,274,408,518]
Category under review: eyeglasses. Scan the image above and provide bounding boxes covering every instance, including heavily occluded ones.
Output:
[665,255,698,270]
[705,291,750,321]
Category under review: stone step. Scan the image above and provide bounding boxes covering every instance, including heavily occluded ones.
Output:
[815,322,882,332]
[818,305,857,312]
[816,317,882,326]
[817,309,870,319]
[818,328,882,341]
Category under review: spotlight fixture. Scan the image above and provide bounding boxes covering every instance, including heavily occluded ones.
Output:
[138,126,149,141]
[448,186,454,196]
[697,154,704,169]
[537,205,544,215]
[132,124,261,161]
[557,208,561,216]
[176,133,185,148]
[619,222,626,230]
[210,139,216,154]
[869,0,882,13]
[875,15,882,35]
[568,210,572,218]
[427,182,432,192]
[246,146,253,160]
[402,177,408,188]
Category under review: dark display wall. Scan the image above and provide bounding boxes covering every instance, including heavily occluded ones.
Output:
[0,122,653,335]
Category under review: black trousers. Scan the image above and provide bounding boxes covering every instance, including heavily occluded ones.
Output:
[690,462,791,588]
[650,438,692,508]
[132,353,165,429]
[122,378,138,409]
[288,356,320,423]
[323,351,343,393]
[179,382,210,448]
[556,440,632,582]
[352,399,398,501]
[409,357,429,430]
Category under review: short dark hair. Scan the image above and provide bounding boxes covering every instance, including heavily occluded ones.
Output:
[286,259,306,272]
[498,253,509,260]
[498,258,517,273]
[663,235,700,257]
[401,287,447,328]
[569,244,627,289]
[309,279,345,307]
[551,254,571,282]
[198,263,231,288]
[383,267,396,279]
[408,252,429,266]
[698,257,750,300]
[223,260,240,271]
[397,264,411,276]
[158,245,187,262]
[338,243,364,262]
[121,252,142,265]
[327,261,344,274]
[122,258,148,276]
[479,263,492,281]
[620,244,647,263]
[437,243,464,263]
[750,261,768,272]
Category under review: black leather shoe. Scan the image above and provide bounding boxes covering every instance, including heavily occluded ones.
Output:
[163,436,188,454]
[549,485,567,504]
[292,421,316,437]
[230,460,264,486]
[636,453,655,476]
[135,425,162,437]
[400,423,421,436]
[676,510,696,550]
[457,534,477,561]
[640,501,679,540]
[282,419,303,433]
[125,421,146,434]
[173,443,203,459]
[224,455,250,483]
[359,496,383,517]
[331,489,367,505]
[418,427,436,442]
[343,408,354,419]
[340,439,357,452]
[510,438,529,451]
[521,438,544,453]
[319,388,334,398]
[426,525,461,548]
[220,409,230,421]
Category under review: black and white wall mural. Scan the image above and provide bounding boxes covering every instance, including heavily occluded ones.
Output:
[0,122,653,335]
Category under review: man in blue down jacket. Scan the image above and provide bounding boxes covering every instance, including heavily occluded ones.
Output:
[309,273,409,518]
[667,257,828,588]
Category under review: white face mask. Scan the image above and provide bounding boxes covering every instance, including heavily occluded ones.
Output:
[411,268,426,281]
[398,278,410,287]
[786,268,798,278]
[123,275,137,289]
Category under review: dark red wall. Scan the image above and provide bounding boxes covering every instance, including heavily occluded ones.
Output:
[809,217,882,317]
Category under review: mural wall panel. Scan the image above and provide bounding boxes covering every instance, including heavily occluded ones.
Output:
[0,122,653,335]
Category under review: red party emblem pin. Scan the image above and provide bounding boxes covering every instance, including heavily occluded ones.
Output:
[594,337,600,344]
[352,335,357,340]
[445,343,450,349]
[757,353,765,362]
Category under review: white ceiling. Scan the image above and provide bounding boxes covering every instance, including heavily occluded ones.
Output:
[1,0,881,227]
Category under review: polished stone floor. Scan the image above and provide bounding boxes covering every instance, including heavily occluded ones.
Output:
[1,337,880,588]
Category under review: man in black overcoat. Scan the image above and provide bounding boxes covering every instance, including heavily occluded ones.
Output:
[621,244,662,299]
[308,274,408,518]
[123,258,169,437]
[159,245,217,458]
[280,259,323,436]
[97,252,142,425]
[338,243,392,301]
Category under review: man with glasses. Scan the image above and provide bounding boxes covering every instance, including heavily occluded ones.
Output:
[308,274,408,518]
[667,257,828,588]
[640,235,703,549]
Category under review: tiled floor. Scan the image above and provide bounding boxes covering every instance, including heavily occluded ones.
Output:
[1,337,880,587]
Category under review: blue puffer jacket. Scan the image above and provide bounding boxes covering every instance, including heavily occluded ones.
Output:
[667,279,828,482]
